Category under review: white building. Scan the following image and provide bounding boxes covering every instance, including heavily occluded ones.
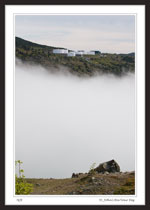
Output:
[75,51,83,56]
[52,48,96,56]
[84,51,95,55]
[53,49,68,54]
[67,51,76,57]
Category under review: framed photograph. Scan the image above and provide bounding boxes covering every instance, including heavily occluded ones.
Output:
[2,2,148,207]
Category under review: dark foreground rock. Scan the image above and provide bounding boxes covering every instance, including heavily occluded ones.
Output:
[94,159,120,173]
[72,173,83,178]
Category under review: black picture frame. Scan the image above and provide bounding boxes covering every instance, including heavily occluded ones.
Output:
[0,0,149,209]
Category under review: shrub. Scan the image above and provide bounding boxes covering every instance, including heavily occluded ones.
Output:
[15,160,33,195]
[88,162,96,175]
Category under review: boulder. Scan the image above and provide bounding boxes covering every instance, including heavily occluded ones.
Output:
[94,159,120,173]
[72,173,78,178]
[72,173,83,178]
[35,183,41,187]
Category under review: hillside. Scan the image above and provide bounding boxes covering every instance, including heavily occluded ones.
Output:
[24,160,135,195]
[16,37,135,76]
[16,160,135,195]
[26,171,135,195]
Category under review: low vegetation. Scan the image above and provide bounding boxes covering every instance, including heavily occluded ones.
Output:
[114,177,135,194]
[15,160,33,195]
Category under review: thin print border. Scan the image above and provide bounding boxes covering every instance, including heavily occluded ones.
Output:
[0,0,149,208]
[13,12,137,199]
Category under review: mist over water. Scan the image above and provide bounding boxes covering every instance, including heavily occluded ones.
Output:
[15,63,135,178]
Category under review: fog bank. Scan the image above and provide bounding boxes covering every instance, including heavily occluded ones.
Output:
[15,63,135,178]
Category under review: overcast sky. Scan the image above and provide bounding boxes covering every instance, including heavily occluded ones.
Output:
[15,15,135,53]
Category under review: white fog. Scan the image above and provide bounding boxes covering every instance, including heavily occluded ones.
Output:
[15,63,135,178]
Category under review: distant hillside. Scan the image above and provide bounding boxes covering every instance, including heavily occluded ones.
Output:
[16,37,66,51]
[119,52,135,56]
[128,52,135,57]
[16,37,135,76]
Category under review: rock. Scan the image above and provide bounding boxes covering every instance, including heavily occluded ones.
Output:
[129,171,135,176]
[72,173,78,178]
[72,173,83,178]
[35,183,41,187]
[104,171,109,175]
[79,173,83,175]
[68,192,73,195]
[94,159,120,173]
[88,176,96,183]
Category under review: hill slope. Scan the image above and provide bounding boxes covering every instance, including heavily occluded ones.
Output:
[16,37,135,76]
[26,171,135,195]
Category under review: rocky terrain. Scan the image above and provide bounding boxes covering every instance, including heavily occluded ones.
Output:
[26,160,135,195]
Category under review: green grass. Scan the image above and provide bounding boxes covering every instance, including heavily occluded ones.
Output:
[114,177,135,195]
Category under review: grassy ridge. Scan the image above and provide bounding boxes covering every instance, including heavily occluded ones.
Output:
[16,37,135,76]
